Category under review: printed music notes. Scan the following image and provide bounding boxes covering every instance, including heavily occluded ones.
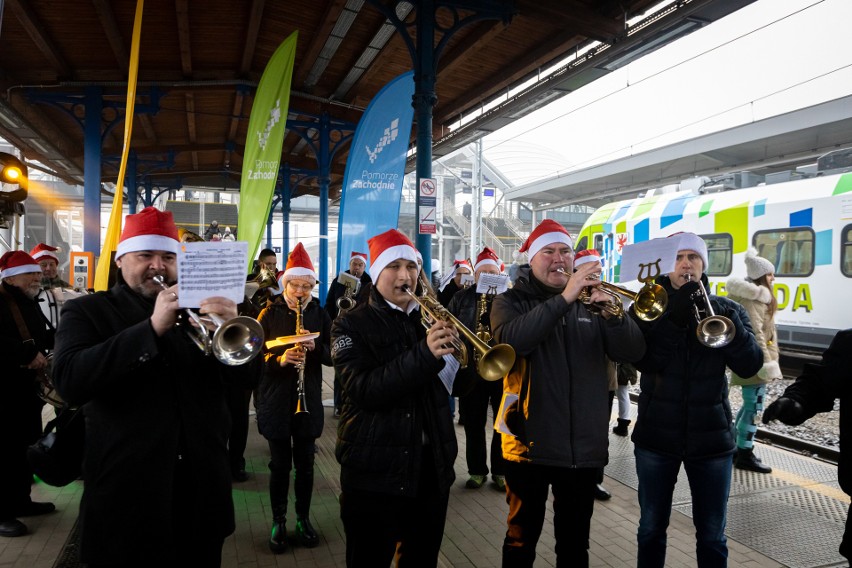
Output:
[177,241,248,307]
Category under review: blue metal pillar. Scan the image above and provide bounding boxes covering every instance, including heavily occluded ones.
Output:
[413,0,437,277]
[318,112,331,305]
[83,87,102,254]
[366,0,513,277]
[127,150,138,214]
[281,165,292,257]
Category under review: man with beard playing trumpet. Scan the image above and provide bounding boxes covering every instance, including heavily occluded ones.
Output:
[331,228,460,567]
[491,219,645,567]
[257,242,332,553]
[52,207,259,567]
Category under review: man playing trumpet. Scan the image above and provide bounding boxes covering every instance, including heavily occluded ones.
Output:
[491,219,645,567]
[628,232,761,568]
[52,207,259,567]
[331,229,459,567]
[256,242,331,553]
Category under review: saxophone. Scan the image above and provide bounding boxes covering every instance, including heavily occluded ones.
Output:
[474,286,496,364]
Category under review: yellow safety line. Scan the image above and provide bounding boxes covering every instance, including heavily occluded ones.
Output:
[769,468,851,503]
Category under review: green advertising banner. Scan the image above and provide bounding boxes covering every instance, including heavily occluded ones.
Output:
[238,30,298,269]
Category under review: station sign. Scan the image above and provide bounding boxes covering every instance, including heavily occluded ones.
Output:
[418,177,437,234]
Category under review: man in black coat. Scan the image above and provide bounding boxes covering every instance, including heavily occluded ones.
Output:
[331,229,460,567]
[257,242,332,553]
[325,251,372,416]
[0,251,55,538]
[630,232,762,568]
[447,246,506,491]
[53,207,258,567]
[764,328,852,561]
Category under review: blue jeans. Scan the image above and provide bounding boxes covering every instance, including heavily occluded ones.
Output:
[635,446,732,568]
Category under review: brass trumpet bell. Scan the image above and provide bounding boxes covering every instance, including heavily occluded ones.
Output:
[212,316,265,365]
[686,274,736,349]
[402,283,515,382]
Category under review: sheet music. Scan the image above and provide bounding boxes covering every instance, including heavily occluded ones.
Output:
[494,392,519,437]
[476,273,509,294]
[177,241,248,307]
[619,238,680,282]
[459,273,475,288]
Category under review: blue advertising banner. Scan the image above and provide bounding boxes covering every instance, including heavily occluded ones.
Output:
[335,71,415,276]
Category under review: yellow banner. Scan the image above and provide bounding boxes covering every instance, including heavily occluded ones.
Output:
[94,0,144,290]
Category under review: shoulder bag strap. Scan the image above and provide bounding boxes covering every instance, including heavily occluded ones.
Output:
[0,285,34,343]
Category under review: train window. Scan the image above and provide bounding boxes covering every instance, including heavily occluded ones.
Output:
[699,233,732,276]
[842,224,852,277]
[575,235,588,252]
[593,233,604,255]
[752,228,815,277]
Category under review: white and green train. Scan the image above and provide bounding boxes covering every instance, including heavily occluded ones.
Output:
[576,158,852,355]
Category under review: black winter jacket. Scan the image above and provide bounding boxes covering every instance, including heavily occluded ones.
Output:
[631,274,763,458]
[52,274,258,565]
[257,295,332,440]
[491,266,646,467]
[775,329,852,494]
[331,287,458,497]
[446,285,493,396]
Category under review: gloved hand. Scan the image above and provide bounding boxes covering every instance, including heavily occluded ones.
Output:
[666,280,700,328]
[762,397,807,425]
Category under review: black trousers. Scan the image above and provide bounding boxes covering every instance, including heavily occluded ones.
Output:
[267,436,316,520]
[462,379,505,477]
[503,461,597,568]
[224,383,252,473]
[0,403,42,520]
[341,449,449,568]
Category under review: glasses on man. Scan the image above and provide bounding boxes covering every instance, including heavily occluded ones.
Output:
[288,282,314,291]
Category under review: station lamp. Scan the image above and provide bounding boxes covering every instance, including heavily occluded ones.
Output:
[1,151,27,184]
[0,151,28,202]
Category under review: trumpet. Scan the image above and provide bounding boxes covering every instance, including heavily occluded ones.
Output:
[402,275,515,382]
[556,268,666,321]
[153,275,264,365]
[685,274,735,348]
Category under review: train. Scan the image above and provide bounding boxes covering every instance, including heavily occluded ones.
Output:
[575,149,852,355]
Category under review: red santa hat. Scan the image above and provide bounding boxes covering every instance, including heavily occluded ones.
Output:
[668,232,708,272]
[0,250,42,278]
[349,251,368,266]
[573,249,602,268]
[29,243,60,263]
[368,229,418,277]
[116,206,179,258]
[519,219,573,261]
[474,247,503,272]
[281,242,317,285]
[270,270,287,296]
[453,259,472,273]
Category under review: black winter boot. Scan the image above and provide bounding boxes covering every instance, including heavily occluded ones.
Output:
[269,518,288,553]
[734,448,772,474]
[612,418,631,436]
[296,516,319,548]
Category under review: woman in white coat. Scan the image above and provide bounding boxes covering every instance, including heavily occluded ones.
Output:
[726,248,782,473]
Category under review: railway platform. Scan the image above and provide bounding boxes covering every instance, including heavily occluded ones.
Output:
[1,367,848,568]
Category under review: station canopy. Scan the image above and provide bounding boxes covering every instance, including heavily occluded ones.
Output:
[0,0,755,201]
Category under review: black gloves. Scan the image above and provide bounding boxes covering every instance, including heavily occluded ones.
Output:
[666,281,700,328]
[762,397,807,425]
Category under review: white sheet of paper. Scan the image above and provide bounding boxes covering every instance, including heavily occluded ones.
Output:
[438,354,459,394]
[177,241,248,307]
[459,273,475,288]
[476,272,509,294]
[619,238,680,282]
[494,392,519,437]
